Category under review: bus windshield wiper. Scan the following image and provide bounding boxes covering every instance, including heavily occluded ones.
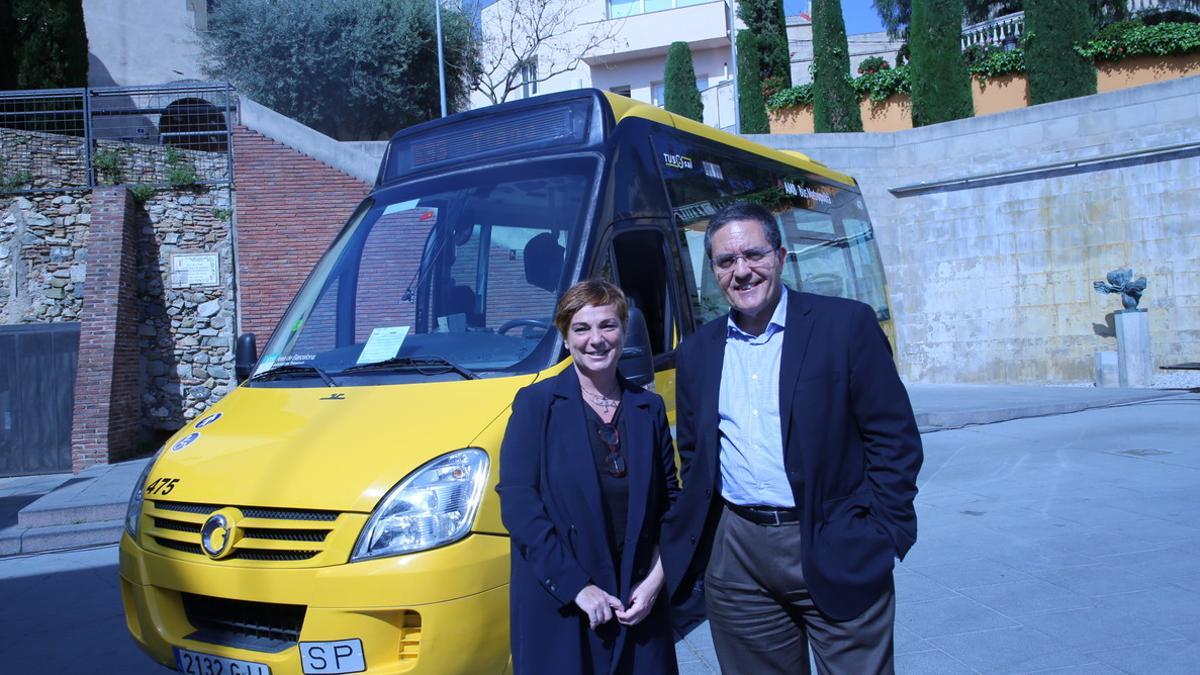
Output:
[339,355,479,380]
[248,364,338,387]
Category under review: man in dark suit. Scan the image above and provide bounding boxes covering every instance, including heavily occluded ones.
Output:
[661,201,923,674]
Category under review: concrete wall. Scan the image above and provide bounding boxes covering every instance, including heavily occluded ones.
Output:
[754,76,1200,384]
[83,0,208,87]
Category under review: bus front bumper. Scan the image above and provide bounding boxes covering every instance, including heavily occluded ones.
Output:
[119,533,512,675]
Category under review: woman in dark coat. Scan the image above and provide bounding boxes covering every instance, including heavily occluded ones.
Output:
[498,279,679,675]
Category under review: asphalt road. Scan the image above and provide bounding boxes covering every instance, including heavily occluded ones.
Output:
[2,393,1199,674]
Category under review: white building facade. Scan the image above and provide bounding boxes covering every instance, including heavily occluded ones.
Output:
[471,0,742,131]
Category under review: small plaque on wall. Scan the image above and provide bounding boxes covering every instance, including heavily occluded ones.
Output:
[170,253,221,288]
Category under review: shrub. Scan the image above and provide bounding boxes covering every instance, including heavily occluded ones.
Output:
[853,64,912,102]
[663,42,704,122]
[737,0,793,89]
[858,56,891,75]
[909,0,974,126]
[736,30,770,134]
[92,149,126,185]
[966,47,1027,87]
[766,83,815,110]
[1076,21,1200,61]
[1026,0,1097,104]
[130,184,156,203]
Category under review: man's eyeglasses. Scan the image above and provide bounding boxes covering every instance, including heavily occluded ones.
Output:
[711,246,777,272]
[597,422,626,478]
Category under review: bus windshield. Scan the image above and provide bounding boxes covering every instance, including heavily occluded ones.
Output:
[253,156,597,383]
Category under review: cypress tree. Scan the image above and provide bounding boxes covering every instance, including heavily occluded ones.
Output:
[909,0,974,127]
[663,41,704,123]
[736,30,770,134]
[10,0,89,89]
[1026,0,1096,104]
[737,0,793,90]
[811,0,862,132]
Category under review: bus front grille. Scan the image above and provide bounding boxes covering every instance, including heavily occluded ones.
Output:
[144,500,344,565]
[182,593,306,653]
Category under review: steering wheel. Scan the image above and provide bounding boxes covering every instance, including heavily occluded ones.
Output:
[497,319,551,335]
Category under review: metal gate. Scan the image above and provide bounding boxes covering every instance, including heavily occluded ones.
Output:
[0,323,79,476]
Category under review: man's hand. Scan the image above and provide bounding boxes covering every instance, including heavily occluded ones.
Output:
[616,556,664,626]
[574,584,624,630]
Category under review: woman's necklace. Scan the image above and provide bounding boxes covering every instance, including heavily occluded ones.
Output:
[582,385,621,416]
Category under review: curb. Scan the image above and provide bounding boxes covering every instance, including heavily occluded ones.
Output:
[0,519,124,556]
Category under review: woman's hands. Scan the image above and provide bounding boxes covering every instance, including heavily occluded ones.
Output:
[616,554,664,626]
[575,584,625,630]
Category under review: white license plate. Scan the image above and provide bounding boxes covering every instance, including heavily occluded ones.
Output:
[299,639,366,674]
[174,647,271,675]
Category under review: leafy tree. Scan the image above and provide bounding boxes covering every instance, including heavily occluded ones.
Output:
[737,0,792,90]
[1025,0,1096,104]
[909,0,974,126]
[811,0,862,132]
[872,0,912,38]
[663,41,703,122]
[736,30,770,134]
[203,0,479,140]
[3,0,88,89]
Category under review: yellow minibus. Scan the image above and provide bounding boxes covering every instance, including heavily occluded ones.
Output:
[120,89,893,674]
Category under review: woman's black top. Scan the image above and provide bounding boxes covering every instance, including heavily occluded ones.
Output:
[582,396,629,569]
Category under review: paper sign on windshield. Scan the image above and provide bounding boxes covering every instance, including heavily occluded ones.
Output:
[357,326,411,364]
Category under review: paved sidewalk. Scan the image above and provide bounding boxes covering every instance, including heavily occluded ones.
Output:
[674,392,1200,673]
[0,384,1179,556]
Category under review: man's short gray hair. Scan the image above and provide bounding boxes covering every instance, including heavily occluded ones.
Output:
[703,201,783,259]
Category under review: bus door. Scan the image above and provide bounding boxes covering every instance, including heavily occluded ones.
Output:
[592,221,688,417]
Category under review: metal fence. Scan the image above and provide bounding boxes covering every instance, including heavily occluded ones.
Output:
[0,82,235,195]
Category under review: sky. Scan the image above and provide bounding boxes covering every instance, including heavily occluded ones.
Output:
[783,1,887,35]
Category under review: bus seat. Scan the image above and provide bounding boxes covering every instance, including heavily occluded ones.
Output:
[446,284,483,327]
[524,232,564,293]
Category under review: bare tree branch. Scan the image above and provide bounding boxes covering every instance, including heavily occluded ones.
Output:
[464,0,624,105]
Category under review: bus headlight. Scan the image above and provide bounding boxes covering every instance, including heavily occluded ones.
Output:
[352,449,490,561]
[125,452,160,540]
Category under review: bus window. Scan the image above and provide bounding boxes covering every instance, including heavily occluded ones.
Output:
[607,229,676,358]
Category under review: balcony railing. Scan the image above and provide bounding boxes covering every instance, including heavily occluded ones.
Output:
[961,1,1200,50]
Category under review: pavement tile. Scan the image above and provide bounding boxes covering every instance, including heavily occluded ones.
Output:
[1090,586,1200,628]
[1019,604,1186,652]
[1027,562,1158,597]
[957,579,1094,616]
[1085,638,1199,674]
[894,648,978,674]
[895,566,962,603]
[676,660,715,675]
[897,596,1020,639]
[904,558,1033,590]
[927,626,1095,674]
[1013,663,1123,674]
[1098,543,1200,581]
[894,623,934,656]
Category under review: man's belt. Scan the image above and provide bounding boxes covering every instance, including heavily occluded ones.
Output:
[724,500,800,526]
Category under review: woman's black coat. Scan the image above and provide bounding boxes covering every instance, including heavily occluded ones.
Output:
[497,367,679,675]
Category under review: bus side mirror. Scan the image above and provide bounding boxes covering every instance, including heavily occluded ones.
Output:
[235,333,257,383]
[619,307,655,387]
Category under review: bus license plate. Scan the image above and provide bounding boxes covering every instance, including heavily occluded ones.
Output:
[174,647,271,675]
[299,639,366,674]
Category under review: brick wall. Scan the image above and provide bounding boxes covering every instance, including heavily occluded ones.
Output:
[71,188,142,471]
[232,125,370,341]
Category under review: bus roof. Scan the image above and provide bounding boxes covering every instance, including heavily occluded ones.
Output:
[600,92,857,188]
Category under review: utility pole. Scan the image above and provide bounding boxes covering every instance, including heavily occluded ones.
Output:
[727,0,740,132]
[435,0,448,117]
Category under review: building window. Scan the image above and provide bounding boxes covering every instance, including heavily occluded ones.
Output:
[651,76,707,107]
[610,85,632,98]
[608,0,710,19]
[520,58,538,98]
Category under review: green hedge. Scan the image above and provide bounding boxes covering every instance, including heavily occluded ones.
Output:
[1076,21,1200,60]
[768,22,1200,112]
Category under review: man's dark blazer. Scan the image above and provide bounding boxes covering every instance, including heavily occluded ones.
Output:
[661,289,923,622]
[497,367,679,675]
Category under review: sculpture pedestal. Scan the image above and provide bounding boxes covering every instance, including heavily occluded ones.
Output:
[1094,351,1119,388]
[1115,309,1152,387]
